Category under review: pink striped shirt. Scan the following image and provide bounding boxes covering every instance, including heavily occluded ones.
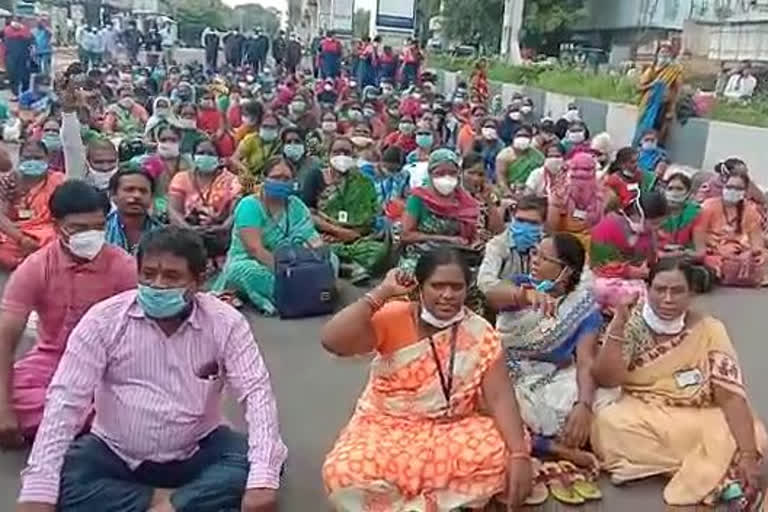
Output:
[19,290,287,504]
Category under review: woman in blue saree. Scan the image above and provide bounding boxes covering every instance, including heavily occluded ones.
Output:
[633,41,683,146]
[485,233,618,469]
[637,129,668,176]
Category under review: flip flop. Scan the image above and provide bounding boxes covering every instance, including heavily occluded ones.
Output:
[540,462,584,506]
[560,460,603,501]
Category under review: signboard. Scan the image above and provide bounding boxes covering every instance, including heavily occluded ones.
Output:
[376,0,415,31]
[331,0,354,34]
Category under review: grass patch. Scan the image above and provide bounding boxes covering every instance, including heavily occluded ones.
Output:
[428,54,768,129]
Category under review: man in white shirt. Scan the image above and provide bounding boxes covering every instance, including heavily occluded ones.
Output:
[723,61,758,101]
[159,21,175,65]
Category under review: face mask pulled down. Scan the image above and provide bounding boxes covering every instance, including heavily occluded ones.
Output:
[642,301,685,335]
[420,298,465,329]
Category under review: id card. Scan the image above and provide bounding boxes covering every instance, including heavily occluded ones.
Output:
[627,183,639,193]
[674,368,703,389]
[572,209,587,220]
[338,210,349,223]
[17,208,33,220]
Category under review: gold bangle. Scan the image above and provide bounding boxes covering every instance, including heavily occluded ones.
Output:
[509,451,531,461]
[606,333,628,343]
[361,292,385,312]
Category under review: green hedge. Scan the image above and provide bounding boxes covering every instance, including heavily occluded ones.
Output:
[429,55,768,129]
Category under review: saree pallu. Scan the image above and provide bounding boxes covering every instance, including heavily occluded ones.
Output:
[633,64,682,146]
[658,201,700,249]
[592,308,767,506]
[323,303,509,511]
[503,149,545,185]
[317,171,387,274]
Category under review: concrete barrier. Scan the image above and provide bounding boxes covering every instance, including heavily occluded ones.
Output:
[432,69,768,187]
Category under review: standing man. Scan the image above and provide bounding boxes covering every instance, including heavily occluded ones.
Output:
[223,28,244,68]
[0,180,137,450]
[122,19,143,64]
[320,30,342,79]
[159,20,176,65]
[244,30,258,70]
[101,23,119,64]
[254,27,270,74]
[32,20,53,78]
[90,25,106,68]
[272,30,286,71]
[16,227,287,512]
[201,25,221,73]
[4,18,34,100]
[401,38,423,89]
[285,33,302,75]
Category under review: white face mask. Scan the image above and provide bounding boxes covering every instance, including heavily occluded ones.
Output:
[330,154,355,174]
[521,106,533,114]
[641,140,657,151]
[321,121,338,133]
[432,175,458,196]
[481,127,497,140]
[567,131,585,143]
[513,137,531,151]
[665,189,688,206]
[509,112,522,121]
[88,166,118,191]
[642,301,685,335]
[544,157,564,173]
[65,230,106,261]
[157,141,180,158]
[420,301,465,329]
[723,188,745,204]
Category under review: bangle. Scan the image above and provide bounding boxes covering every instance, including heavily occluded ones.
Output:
[736,450,760,462]
[575,400,593,411]
[509,451,531,461]
[361,292,385,312]
[606,333,628,343]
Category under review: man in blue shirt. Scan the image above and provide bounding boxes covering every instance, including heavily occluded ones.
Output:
[33,21,52,77]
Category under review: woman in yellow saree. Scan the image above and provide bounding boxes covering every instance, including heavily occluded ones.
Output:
[591,258,766,508]
[321,248,532,511]
[633,41,683,146]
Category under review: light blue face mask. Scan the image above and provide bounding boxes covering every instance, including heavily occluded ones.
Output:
[18,159,49,177]
[283,143,305,162]
[137,284,189,319]
[193,154,220,173]
[42,133,62,152]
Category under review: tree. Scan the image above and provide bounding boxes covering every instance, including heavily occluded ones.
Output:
[520,0,586,53]
[353,8,370,39]
[174,0,232,46]
[441,0,504,52]
[233,3,281,36]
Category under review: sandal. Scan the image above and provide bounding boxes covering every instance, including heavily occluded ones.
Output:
[540,461,584,505]
[560,460,602,501]
[494,458,548,507]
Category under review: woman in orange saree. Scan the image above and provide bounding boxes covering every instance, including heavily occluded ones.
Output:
[592,258,767,508]
[0,140,62,270]
[321,248,532,511]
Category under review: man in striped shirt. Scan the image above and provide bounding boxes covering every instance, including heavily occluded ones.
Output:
[18,227,287,512]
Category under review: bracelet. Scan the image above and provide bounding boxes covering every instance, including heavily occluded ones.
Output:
[361,292,385,312]
[736,449,760,462]
[574,400,593,411]
[509,451,531,461]
[606,333,628,343]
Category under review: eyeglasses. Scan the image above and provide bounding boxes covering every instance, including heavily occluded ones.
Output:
[530,248,565,266]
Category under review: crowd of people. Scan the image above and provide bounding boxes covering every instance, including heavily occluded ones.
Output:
[0,25,766,512]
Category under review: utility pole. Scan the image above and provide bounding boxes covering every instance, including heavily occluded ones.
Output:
[499,0,523,64]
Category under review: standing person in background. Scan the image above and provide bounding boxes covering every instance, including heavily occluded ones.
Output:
[401,38,422,89]
[377,45,398,84]
[90,25,106,68]
[254,28,270,74]
[633,40,683,146]
[74,23,87,65]
[285,34,302,75]
[101,22,118,64]
[272,30,287,71]
[32,20,53,78]
[320,30,342,79]
[159,21,176,65]
[223,28,244,68]
[243,30,259,70]
[201,25,220,73]
[121,19,143,65]
[357,36,377,89]
[4,18,33,101]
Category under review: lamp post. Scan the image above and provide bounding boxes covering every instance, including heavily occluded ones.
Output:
[500,0,523,64]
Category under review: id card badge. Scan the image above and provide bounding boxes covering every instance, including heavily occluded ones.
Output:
[674,368,703,389]
[627,183,640,193]
[572,209,587,220]
[17,208,33,220]
[338,210,349,223]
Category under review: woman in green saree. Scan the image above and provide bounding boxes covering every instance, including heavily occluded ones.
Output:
[302,136,387,284]
[213,156,335,314]
[495,125,545,197]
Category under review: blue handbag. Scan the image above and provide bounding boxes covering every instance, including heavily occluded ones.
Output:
[273,207,336,318]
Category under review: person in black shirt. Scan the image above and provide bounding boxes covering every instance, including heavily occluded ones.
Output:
[201,26,220,73]
[254,29,270,74]
[272,30,286,70]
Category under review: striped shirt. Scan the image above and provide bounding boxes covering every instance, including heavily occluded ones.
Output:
[19,290,287,504]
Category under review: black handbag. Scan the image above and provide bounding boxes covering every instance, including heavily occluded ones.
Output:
[273,203,336,318]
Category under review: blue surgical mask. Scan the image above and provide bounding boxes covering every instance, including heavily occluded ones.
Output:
[263,178,298,199]
[137,284,189,319]
[260,128,279,142]
[18,159,49,177]
[283,143,305,162]
[42,133,62,152]
[508,220,542,253]
[193,154,220,173]
[415,133,433,149]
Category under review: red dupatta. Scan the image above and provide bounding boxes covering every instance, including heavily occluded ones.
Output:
[411,186,480,240]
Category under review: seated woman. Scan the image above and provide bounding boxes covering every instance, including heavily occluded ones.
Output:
[380,114,417,155]
[0,140,64,270]
[495,124,545,197]
[693,168,765,287]
[561,121,591,159]
[461,152,504,244]
[302,136,387,284]
[214,157,330,315]
[144,96,175,138]
[372,146,409,231]
[658,172,701,256]
[601,147,646,211]
[321,249,532,511]
[151,124,194,221]
[590,191,668,309]
[399,148,481,271]
[591,258,767,508]
[696,157,766,210]
[637,129,668,176]
[546,152,603,252]
[104,86,149,135]
[168,138,241,264]
[175,103,208,155]
[525,142,564,199]
[280,126,321,187]
[468,117,505,181]
[231,110,282,193]
[39,118,65,174]
[405,124,435,164]
[485,234,615,474]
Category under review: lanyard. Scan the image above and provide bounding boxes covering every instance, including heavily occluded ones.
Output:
[428,324,459,411]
